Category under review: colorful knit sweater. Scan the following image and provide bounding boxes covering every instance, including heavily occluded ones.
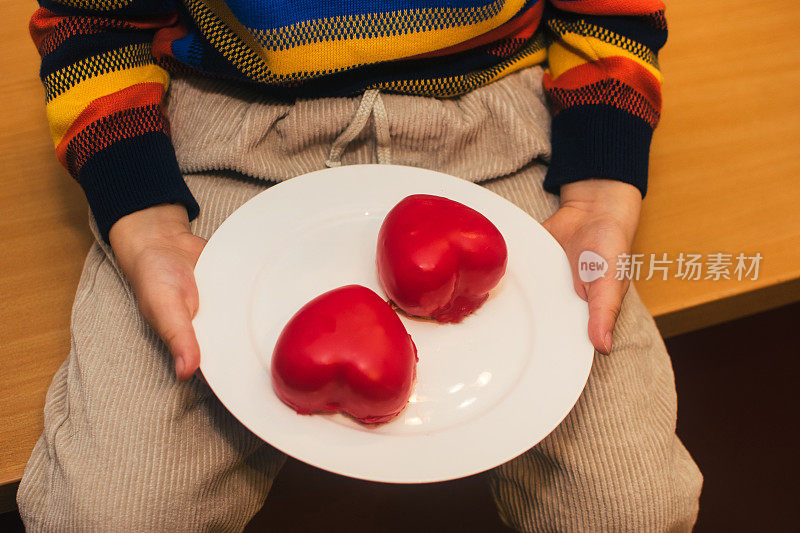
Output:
[30,0,667,241]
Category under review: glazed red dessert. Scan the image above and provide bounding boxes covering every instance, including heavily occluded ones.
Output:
[271,285,417,424]
[377,194,507,323]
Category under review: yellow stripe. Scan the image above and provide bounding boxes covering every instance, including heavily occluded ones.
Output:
[547,41,588,79]
[46,63,169,146]
[548,19,658,68]
[265,19,521,75]
[203,0,274,67]
[201,0,528,78]
[548,37,662,82]
[43,43,154,103]
[374,40,546,97]
[252,7,508,52]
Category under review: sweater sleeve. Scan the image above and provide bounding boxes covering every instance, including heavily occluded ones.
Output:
[542,0,668,196]
[30,0,199,243]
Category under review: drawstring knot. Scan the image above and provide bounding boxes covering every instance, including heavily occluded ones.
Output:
[326,88,392,168]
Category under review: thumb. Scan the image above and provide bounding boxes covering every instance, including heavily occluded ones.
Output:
[585,276,627,355]
[146,295,202,381]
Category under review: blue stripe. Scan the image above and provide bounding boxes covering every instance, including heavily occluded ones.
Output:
[171,34,202,69]
[225,0,499,30]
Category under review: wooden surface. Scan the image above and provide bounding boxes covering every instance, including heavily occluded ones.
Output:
[637,0,800,335]
[1,0,96,494]
[1,0,799,503]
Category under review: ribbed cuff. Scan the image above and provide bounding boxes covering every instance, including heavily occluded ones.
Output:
[543,105,654,197]
[78,132,200,243]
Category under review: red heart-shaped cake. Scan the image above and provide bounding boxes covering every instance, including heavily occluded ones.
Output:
[271,285,417,424]
[377,194,507,323]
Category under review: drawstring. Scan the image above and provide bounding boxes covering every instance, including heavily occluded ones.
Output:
[326,88,392,168]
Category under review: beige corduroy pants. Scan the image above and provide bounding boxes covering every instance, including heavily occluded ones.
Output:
[18,67,702,532]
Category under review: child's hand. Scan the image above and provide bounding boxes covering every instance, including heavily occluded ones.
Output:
[109,204,206,380]
[541,180,642,355]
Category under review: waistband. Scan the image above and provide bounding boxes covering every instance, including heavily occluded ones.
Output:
[165,66,551,184]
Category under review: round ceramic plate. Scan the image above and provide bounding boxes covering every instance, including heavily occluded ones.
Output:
[194,164,592,483]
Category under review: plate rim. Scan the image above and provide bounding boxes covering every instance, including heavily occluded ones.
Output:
[195,164,593,483]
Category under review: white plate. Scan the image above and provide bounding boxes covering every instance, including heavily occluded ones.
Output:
[194,164,592,483]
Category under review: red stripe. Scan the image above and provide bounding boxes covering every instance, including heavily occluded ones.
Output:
[66,104,169,175]
[152,23,189,60]
[406,1,544,60]
[550,0,664,16]
[544,56,661,110]
[547,82,660,127]
[29,9,65,52]
[55,82,166,165]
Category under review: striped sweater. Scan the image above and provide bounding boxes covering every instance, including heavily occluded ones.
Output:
[30,0,667,241]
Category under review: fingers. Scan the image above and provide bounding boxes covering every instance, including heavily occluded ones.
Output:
[543,198,639,357]
[542,213,589,301]
[140,289,201,381]
[585,277,627,355]
[117,232,208,382]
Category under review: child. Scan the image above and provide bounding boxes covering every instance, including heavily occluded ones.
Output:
[20,0,701,530]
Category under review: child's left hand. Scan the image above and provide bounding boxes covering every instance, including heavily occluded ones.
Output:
[542,179,642,355]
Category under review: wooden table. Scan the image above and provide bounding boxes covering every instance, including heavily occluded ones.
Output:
[2,0,799,512]
[639,1,800,335]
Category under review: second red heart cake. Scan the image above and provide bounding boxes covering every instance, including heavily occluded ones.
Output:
[271,285,417,424]
[377,194,508,323]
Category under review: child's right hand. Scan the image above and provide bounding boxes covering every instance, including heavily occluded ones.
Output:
[109,204,206,381]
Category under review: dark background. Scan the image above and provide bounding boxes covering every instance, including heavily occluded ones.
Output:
[2,302,798,532]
